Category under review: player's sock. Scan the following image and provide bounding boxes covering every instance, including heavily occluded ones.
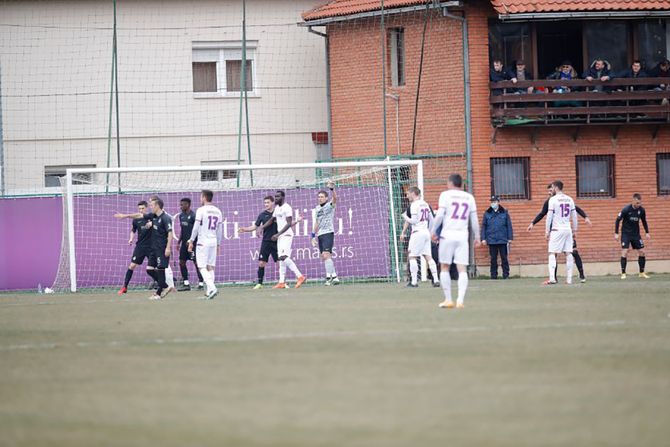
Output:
[199,268,211,292]
[457,272,468,305]
[284,257,302,278]
[195,267,204,283]
[566,253,574,283]
[180,264,189,283]
[257,266,265,284]
[202,269,215,293]
[573,250,585,278]
[156,269,167,295]
[147,268,158,283]
[124,269,134,287]
[279,261,286,283]
[620,257,627,274]
[638,256,646,273]
[439,271,452,302]
[548,254,557,282]
[165,267,175,289]
[324,258,336,278]
[428,259,439,283]
[409,258,419,285]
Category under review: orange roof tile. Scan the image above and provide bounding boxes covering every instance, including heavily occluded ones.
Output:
[302,0,433,21]
[491,0,670,15]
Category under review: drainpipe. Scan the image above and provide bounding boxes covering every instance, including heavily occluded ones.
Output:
[308,26,333,161]
[386,93,400,155]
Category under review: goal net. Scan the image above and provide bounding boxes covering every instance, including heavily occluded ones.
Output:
[52,160,423,292]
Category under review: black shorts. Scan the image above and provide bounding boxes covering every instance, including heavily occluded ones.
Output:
[131,245,151,265]
[148,248,170,269]
[179,241,196,262]
[621,235,644,250]
[259,240,278,262]
[572,238,578,249]
[318,232,335,253]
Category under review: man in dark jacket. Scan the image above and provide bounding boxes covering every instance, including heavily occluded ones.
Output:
[481,196,513,279]
[583,59,612,92]
[490,59,511,97]
[506,60,534,94]
[617,60,648,92]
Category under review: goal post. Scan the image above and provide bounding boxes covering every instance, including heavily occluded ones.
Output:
[54,159,424,292]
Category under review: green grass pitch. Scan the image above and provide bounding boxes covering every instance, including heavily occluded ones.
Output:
[1,276,669,447]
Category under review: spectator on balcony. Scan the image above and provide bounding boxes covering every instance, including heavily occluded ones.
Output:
[490,59,511,96]
[583,59,612,92]
[507,60,534,94]
[649,59,669,99]
[547,61,580,107]
[617,60,648,91]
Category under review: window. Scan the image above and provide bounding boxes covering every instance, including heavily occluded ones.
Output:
[488,22,532,73]
[636,20,668,70]
[490,157,530,200]
[201,161,238,182]
[658,153,670,195]
[576,155,615,198]
[389,28,405,87]
[583,21,629,75]
[192,42,257,96]
[44,165,95,187]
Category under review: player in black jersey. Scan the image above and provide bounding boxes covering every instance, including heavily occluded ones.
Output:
[117,201,151,295]
[615,193,651,279]
[176,198,204,292]
[239,196,278,290]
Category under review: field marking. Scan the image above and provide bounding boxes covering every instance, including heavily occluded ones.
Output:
[2,319,668,353]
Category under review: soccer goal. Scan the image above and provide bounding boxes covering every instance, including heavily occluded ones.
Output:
[52,160,424,292]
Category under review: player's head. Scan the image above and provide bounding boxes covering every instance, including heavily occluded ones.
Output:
[151,198,164,213]
[447,174,463,190]
[180,198,191,212]
[137,201,148,213]
[552,180,564,192]
[263,195,274,211]
[317,190,329,205]
[632,193,642,208]
[275,190,285,205]
[546,183,555,196]
[201,189,213,205]
[407,186,421,201]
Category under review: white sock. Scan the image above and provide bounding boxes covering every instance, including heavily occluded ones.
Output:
[428,259,439,283]
[439,271,452,303]
[284,257,302,278]
[183,280,190,286]
[165,267,175,289]
[457,272,468,305]
[324,258,336,278]
[548,254,557,282]
[279,261,286,283]
[566,253,574,283]
[409,258,419,285]
[200,268,214,293]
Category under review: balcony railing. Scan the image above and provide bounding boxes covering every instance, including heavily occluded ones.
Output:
[489,78,670,127]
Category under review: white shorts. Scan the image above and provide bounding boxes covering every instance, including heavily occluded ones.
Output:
[548,230,573,253]
[439,236,469,266]
[196,244,217,267]
[277,235,293,257]
[408,230,432,257]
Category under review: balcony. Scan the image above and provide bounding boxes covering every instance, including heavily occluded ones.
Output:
[489,78,670,133]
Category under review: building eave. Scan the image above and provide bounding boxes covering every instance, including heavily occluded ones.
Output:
[499,10,670,21]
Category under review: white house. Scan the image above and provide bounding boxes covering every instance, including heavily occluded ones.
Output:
[0,0,329,195]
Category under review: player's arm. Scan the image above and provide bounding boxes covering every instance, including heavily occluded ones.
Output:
[259,216,276,231]
[431,206,446,241]
[328,181,337,206]
[480,213,487,245]
[614,209,623,239]
[164,217,173,258]
[216,218,223,255]
[641,209,650,238]
[545,202,554,238]
[575,205,592,225]
[115,212,143,219]
[187,210,202,251]
[276,216,293,237]
[238,223,258,233]
[469,206,481,246]
[528,200,549,231]
[571,208,578,235]
[400,221,409,242]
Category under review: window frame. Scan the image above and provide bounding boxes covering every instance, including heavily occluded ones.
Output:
[200,160,239,182]
[575,155,616,199]
[44,164,96,188]
[657,153,670,196]
[389,28,405,87]
[192,41,259,98]
[489,157,531,200]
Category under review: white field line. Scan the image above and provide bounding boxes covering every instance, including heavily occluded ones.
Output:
[2,319,667,352]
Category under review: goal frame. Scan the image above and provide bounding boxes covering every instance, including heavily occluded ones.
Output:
[64,159,423,292]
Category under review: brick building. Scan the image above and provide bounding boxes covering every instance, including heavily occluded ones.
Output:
[302,0,670,276]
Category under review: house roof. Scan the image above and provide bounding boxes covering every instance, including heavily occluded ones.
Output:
[302,0,433,21]
[491,0,670,14]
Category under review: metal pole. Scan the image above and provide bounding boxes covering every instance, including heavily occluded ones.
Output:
[387,158,401,282]
[411,2,430,155]
[66,171,78,292]
[236,0,247,187]
[105,43,115,193]
[113,0,121,192]
[0,62,4,196]
[380,0,388,157]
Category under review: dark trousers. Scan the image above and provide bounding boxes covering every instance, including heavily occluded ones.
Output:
[489,244,509,279]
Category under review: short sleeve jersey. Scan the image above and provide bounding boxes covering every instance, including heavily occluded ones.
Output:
[194,204,223,246]
[547,193,575,231]
[618,205,646,237]
[255,210,277,241]
[315,201,335,236]
[145,212,173,251]
[178,210,196,242]
[438,189,477,236]
[409,199,432,232]
[273,203,294,237]
[132,216,152,248]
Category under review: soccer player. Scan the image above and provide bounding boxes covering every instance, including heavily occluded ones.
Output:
[176,198,204,292]
[187,189,223,299]
[400,186,439,288]
[311,181,340,286]
[431,174,480,309]
[545,180,578,285]
[117,201,151,295]
[239,195,278,290]
[261,190,306,289]
[615,193,651,279]
[528,183,592,283]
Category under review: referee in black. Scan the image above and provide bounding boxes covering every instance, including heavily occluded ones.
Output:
[615,193,651,279]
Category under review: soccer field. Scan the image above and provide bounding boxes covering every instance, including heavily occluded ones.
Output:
[1,277,669,447]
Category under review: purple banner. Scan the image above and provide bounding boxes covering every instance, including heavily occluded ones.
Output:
[70,187,391,289]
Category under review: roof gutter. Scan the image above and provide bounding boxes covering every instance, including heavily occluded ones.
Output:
[499,10,670,21]
[299,1,462,27]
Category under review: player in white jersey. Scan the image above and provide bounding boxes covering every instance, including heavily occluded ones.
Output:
[545,180,578,285]
[261,190,306,289]
[187,189,223,299]
[400,186,439,288]
[431,174,480,309]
